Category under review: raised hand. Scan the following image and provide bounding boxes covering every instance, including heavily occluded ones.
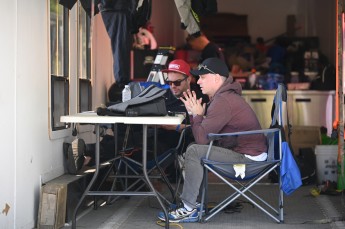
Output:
[180,90,205,116]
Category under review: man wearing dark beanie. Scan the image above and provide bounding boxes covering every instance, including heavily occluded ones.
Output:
[158,58,267,223]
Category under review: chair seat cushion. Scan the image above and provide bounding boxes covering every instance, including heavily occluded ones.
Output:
[202,158,280,180]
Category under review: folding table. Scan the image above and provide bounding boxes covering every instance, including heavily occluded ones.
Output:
[61,112,184,229]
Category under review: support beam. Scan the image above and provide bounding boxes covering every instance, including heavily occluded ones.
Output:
[337,0,345,190]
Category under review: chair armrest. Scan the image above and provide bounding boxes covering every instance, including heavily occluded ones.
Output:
[208,128,280,141]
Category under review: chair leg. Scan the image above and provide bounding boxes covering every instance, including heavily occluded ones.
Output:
[203,164,282,223]
[279,181,284,222]
[199,166,208,222]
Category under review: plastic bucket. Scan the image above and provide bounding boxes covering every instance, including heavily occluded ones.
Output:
[314,145,338,184]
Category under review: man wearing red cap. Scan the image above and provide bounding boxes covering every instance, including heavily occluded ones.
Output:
[138,59,197,149]
[140,59,195,160]
[161,59,194,132]
[143,59,205,182]
[162,59,208,128]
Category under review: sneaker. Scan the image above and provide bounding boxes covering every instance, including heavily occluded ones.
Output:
[169,202,205,215]
[66,138,85,174]
[157,207,198,223]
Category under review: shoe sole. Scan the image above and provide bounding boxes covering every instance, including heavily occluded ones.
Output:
[72,138,86,171]
[67,145,77,174]
[157,211,199,223]
[157,215,199,223]
[63,142,70,158]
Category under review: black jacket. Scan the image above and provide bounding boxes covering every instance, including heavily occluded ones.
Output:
[59,0,151,32]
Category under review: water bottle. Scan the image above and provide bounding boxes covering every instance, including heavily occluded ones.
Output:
[122,85,131,102]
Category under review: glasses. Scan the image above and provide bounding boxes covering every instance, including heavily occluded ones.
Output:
[166,77,188,86]
[198,64,216,74]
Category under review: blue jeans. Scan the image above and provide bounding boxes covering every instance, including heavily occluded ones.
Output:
[101,10,131,85]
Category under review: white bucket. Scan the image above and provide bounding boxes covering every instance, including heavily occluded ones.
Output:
[314,145,338,184]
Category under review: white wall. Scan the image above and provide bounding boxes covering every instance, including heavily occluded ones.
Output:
[0,1,112,228]
[0,0,16,227]
[92,15,114,110]
[0,1,53,228]
[15,1,50,227]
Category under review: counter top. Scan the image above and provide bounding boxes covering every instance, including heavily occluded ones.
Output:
[242,90,335,95]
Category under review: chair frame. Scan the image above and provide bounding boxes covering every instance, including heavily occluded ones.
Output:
[199,84,286,224]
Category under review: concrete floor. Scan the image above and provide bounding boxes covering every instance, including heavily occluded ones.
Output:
[62,180,345,229]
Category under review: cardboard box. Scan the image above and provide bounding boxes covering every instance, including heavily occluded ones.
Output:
[38,183,67,229]
[285,125,321,155]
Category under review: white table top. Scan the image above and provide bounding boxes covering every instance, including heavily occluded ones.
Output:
[60,111,184,125]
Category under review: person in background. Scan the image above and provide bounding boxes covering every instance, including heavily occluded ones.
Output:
[255,37,268,55]
[99,0,152,102]
[186,33,222,102]
[266,37,287,74]
[158,57,267,223]
[186,33,225,63]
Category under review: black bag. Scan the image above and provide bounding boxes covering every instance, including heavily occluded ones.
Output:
[295,148,316,185]
[97,85,167,117]
[132,0,152,33]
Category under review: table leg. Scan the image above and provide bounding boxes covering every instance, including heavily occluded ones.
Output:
[152,126,176,202]
[142,124,169,229]
[72,124,100,229]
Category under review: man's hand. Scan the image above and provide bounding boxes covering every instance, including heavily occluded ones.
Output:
[180,90,205,116]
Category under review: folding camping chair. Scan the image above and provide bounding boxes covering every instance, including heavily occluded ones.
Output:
[199,84,292,223]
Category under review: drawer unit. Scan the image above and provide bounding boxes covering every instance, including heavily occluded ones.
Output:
[288,91,335,135]
[243,90,335,136]
[243,91,275,128]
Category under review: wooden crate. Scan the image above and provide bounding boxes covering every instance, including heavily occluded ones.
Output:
[38,183,67,229]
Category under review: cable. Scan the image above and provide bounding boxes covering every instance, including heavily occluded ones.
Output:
[156,220,184,229]
[223,200,254,214]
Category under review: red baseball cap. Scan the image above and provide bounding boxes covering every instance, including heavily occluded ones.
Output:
[162,59,191,77]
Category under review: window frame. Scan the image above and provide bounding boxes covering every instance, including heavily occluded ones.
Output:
[50,0,70,132]
[79,78,92,112]
[78,4,92,112]
[51,75,70,131]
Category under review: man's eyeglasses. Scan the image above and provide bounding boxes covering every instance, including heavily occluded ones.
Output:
[198,64,216,74]
[166,77,188,86]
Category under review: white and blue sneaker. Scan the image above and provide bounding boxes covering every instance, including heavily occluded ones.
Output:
[157,207,199,223]
[168,202,205,216]
[196,202,206,215]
